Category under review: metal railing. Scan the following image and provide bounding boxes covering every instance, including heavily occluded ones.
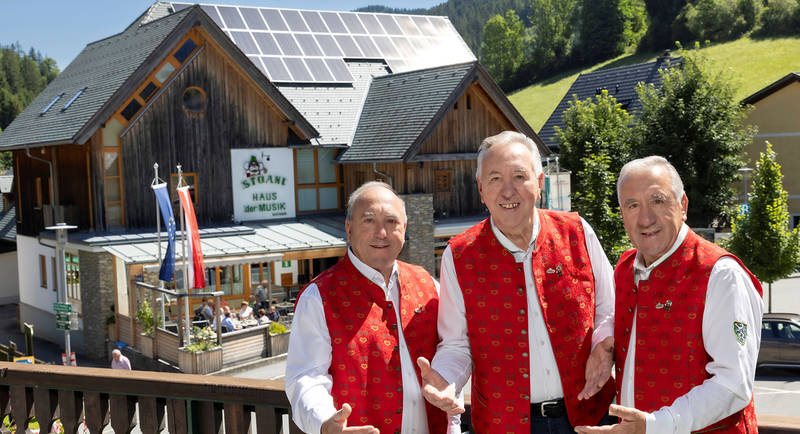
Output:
[0,362,301,433]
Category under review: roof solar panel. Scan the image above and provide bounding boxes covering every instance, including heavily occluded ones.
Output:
[353,35,380,57]
[249,55,268,75]
[252,32,281,55]
[413,16,437,36]
[295,34,323,57]
[394,15,421,36]
[260,8,288,31]
[304,58,334,82]
[320,11,347,33]
[280,10,309,32]
[231,31,259,55]
[274,33,302,56]
[391,37,416,58]
[324,58,354,81]
[218,6,245,29]
[240,7,267,30]
[386,58,407,73]
[340,13,367,34]
[372,36,399,58]
[315,34,343,57]
[172,2,191,12]
[376,14,403,35]
[301,11,328,33]
[284,57,313,82]
[200,5,224,28]
[334,35,362,57]
[262,57,292,81]
[359,14,385,34]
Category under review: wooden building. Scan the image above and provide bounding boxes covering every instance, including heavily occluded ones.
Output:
[0,2,544,363]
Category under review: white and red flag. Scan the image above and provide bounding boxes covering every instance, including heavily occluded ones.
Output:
[177,186,206,289]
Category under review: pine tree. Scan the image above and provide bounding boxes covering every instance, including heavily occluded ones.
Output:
[725,142,800,312]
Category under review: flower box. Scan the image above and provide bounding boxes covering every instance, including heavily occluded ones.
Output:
[268,332,290,357]
[178,346,222,374]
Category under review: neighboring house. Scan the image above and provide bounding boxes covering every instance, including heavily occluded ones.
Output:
[0,174,18,305]
[741,72,800,229]
[0,2,544,360]
[538,52,681,151]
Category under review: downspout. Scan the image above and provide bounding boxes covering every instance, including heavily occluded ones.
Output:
[26,146,58,210]
[372,162,392,188]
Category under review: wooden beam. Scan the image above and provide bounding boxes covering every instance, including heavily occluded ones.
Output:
[410,153,478,162]
[281,247,347,261]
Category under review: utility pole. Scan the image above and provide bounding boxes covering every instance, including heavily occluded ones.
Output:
[46,222,77,364]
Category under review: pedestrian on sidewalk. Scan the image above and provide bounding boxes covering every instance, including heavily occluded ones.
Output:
[111,349,131,370]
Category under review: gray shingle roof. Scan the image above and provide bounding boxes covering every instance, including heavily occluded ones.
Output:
[339,62,476,162]
[0,206,16,242]
[538,56,681,151]
[277,61,391,146]
[0,8,193,149]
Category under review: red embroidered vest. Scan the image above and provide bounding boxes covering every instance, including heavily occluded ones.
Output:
[615,230,763,433]
[301,255,448,434]
[449,210,615,433]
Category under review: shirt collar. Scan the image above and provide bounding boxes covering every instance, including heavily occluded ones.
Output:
[348,248,398,294]
[490,210,540,262]
[633,223,689,276]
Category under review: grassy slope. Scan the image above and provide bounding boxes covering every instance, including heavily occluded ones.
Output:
[508,36,800,131]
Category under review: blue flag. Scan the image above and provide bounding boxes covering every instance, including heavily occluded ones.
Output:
[151,183,176,282]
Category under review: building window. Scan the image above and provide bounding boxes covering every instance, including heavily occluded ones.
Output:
[170,172,199,207]
[435,169,452,193]
[103,149,124,228]
[182,87,206,116]
[39,255,47,289]
[120,99,142,121]
[294,148,343,213]
[173,37,198,63]
[139,81,159,102]
[66,253,80,301]
[52,257,57,292]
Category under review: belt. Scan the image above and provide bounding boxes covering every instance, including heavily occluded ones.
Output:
[530,398,566,418]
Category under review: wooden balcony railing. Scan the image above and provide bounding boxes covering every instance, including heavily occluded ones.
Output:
[0,362,300,433]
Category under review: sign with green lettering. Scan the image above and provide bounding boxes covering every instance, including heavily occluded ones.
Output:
[231,148,296,221]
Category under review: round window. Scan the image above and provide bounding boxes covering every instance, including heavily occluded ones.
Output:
[182,87,206,114]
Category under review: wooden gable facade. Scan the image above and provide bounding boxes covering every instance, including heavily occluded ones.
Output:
[12,10,316,237]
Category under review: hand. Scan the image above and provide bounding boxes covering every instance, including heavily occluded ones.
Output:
[416,357,465,416]
[320,404,380,434]
[578,336,614,400]
[574,404,647,434]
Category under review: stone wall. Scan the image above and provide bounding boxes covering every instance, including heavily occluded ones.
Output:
[399,194,435,275]
[80,251,116,361]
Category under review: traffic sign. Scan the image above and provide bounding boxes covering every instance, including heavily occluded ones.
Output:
[53,302,72,313]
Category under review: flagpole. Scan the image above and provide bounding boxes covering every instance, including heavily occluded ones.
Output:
[178,164,191,346]
[153,163,167,335]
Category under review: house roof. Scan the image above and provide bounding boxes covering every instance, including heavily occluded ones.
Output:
[339,61,545,162]
[0,4,318,150]
[538,56,681,151]
[0,206,16,243]
[741,72,800,105]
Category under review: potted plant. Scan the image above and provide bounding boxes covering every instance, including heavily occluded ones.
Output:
[268,321,290,357]
[135,299,155,358]
[178,326,222,374]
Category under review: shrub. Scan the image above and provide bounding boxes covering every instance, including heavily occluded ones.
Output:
[756,0,800,36]
[269,321,288,334]
[135,299,154,337]
[674,0,760,43]
[185,326,218,353]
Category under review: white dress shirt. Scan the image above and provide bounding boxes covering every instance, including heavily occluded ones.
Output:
[433,212,616,403]
[620,224,764,434]
[285,249,461,434]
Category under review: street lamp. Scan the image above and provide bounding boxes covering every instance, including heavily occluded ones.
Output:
[739,167,754,204]
[46,222,77,364]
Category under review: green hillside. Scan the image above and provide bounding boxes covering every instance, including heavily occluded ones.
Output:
[509,36,800,132]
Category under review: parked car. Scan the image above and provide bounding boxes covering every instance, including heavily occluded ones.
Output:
[758,313,800,368]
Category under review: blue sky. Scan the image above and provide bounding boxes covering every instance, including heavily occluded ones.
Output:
[1,1,443,70]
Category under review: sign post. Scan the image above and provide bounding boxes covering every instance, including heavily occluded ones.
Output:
[46,223,77,364]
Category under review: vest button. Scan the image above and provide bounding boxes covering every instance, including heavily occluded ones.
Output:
[523,373,529,378]
[632,289,637,294]
[394,345,399,351]
[396,366,401,371]
[625,328,629,333]
[397,387,403,392]
[522,352,528,357]
[516,267,522,272]
[519,309,525,314]
[522,417,529,423]
[517,287,524,294]
[387,302,394,308]
[391,323,397,329]
[521,329,527,335]
[396,408,402,414]
[628,308,633,313]
[523,395,530,400]
[622,347,626,352]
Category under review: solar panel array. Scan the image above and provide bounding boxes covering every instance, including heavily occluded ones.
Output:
[170,2,475,84]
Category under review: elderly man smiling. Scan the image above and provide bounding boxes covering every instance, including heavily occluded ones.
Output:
[285,181,457,434]
[576,156,764,434]
[418,131,617,434]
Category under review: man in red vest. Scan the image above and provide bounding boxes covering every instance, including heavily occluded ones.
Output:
[285,182,457,434]
[418,131,617,433]
[575,156,763,434]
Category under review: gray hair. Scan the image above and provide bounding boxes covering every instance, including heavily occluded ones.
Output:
[475,131,543,179]
[112,349,121,357]
[617,156,685,203]
[345,181,406,221]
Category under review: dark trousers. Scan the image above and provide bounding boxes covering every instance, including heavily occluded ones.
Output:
[530,411,615,433]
